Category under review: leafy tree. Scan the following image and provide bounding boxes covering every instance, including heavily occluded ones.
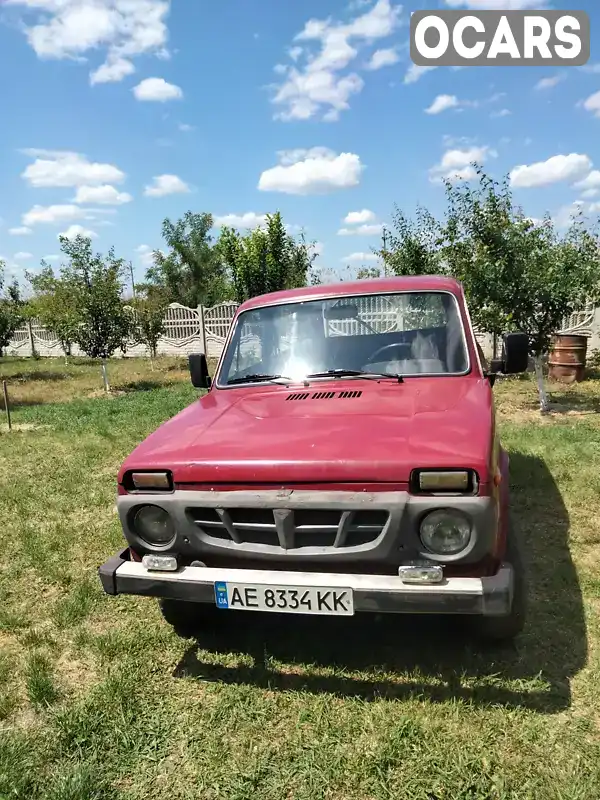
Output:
[218,212,315,302]
[379,206,445,277]
[130,286,169,367]
[57,235,133,390]
[356,266,383,280]
[145,211,231,308]
[441,170,600,409]
[27,263,80,359]
[380,167,600,411]
[0,262,24,357]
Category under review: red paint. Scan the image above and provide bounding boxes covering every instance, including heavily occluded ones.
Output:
[118,276,495,506]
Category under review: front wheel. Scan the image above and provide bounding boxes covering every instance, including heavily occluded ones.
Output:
[471,519,528,643]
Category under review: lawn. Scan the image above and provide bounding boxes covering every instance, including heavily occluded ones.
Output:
[0,356,599,800]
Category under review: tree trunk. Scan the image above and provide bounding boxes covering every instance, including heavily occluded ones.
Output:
[534,355,550,413]
[101,360,110,393]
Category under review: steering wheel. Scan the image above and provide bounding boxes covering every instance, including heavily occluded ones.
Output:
[365,342,411,365]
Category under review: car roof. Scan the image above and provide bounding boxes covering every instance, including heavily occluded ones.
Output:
[237,275,464,313]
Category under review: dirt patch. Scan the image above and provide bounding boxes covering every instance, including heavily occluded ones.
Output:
[0,423,48,432]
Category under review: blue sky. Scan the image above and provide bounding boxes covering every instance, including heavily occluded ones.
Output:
[0,0,599,294]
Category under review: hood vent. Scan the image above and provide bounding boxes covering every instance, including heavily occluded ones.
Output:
[285,390,363,401]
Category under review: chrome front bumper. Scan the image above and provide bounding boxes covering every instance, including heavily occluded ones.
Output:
[99,550,514,616]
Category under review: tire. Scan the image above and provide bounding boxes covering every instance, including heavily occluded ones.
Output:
[159,599,218,637]
[471,517,528,644]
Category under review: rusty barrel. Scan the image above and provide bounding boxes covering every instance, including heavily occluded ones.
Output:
[548,334,588,383]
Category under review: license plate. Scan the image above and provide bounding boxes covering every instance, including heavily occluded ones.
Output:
[214,582,354,616]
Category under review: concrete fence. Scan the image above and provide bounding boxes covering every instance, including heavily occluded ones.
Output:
[5,299,600,363]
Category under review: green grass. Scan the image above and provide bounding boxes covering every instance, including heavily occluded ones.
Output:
[0,358,599,799]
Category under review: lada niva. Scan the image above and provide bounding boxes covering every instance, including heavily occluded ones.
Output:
[99,276,530,642]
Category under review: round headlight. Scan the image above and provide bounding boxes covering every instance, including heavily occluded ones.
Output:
[419,509,472,555]
[132,505,175,546]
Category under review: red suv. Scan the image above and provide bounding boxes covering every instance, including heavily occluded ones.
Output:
[99,276,529,642]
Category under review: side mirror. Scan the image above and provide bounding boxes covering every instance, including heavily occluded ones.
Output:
[188,353,211,389]
[490,332,529,376]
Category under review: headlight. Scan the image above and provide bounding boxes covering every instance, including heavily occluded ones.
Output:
[131,505,175,546]
[419,509,472,555]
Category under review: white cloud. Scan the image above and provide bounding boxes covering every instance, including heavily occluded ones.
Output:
[444,0,548,7]
[510,154,593,188]
[14,252,33,260]
[338,223,383,236]
[21,150,125,188]
[144,174,190,197]
[258,148,364,195]
[580,63,600,75]
[135,244,155,267]
[72,185,132,205]
[178,123,194,132]
[43,255,59,262]
[133,77,183,102]
[490,108,511,118]
[8,226,32,235]
[271,0,401,121]
[553,200,600,230]
[90,56,135,85]
[573,170,600,198]
[59,224,98,240]
[344,209,376,224]
[213,212,268,229]
[7,0,170,84]
[404,64,436,84]
[343,252,380,263]
[582,91,600,119]
[429,146,496,183]
[535,74,565,91]
[425,94,459,115]
[22,204,88,226]
[366,47,399,70]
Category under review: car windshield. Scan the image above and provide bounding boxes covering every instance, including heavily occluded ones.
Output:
[217,291,469,386]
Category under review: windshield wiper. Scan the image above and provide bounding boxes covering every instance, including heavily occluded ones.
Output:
[227,373,291,385]
[306,369,404,383]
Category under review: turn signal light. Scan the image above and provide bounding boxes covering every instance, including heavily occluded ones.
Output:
[129,471,173,491]
[418,470,470,492]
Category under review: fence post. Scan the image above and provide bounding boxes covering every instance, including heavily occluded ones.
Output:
[199,305,208,356]
[27,319,37,358]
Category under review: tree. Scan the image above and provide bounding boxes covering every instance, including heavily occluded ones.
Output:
[218,212,315,302]
[441,170,600,410]
[145,211,231,308]
[0,262,24,357]
[27,263,80,359]
[130,286,169,367]
[356,266,383,280]
[379,206,445,277]
[57,235,133,391]
[380,167,600,411]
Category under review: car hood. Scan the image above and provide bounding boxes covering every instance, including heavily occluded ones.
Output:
[119,378,494,486]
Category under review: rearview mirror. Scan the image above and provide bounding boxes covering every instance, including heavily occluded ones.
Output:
[324,303,359,320]
[490,332,529,376]
[189,353,211,389]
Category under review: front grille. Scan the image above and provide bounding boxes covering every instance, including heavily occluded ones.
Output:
[186,506,389,550]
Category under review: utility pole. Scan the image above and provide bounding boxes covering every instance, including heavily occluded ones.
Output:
[129,261,136,301]
[381,227,389,277]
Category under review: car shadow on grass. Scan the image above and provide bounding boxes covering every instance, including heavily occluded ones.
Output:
[174,452,587,714]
